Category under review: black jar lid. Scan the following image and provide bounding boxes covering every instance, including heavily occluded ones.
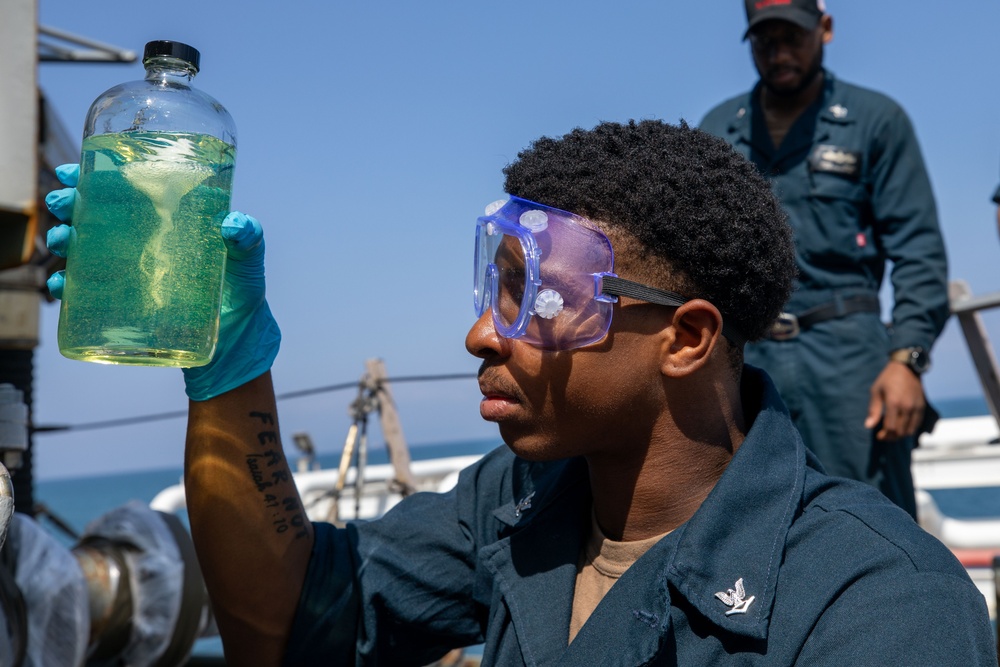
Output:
[143,40,200,72]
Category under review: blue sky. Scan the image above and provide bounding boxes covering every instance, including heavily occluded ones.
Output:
[32,0,1000,480]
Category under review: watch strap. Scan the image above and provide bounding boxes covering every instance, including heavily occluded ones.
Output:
[890,347,929,374]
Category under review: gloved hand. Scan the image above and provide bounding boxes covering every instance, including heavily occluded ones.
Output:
[45,164,281,401]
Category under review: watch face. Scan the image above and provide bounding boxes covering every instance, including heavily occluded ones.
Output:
[910,348,930,373]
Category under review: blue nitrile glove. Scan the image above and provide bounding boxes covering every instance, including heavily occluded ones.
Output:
[44,164,281,401]
[181,211,281,400]
[44,163,80,298]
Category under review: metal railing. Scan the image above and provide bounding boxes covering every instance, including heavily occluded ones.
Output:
[949,279,1000,429]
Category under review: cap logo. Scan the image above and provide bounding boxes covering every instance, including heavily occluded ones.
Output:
[754,0,792,9]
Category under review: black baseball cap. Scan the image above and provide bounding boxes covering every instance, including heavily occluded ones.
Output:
[744,0,825,38]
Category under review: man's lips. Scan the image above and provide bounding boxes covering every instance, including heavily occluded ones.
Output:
[478,369,523,420]
[482,389,518,401]
[767,66,799,83]
[479,394,519,421]
[478,382,521,405]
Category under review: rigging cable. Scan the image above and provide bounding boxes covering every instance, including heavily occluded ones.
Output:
[31,372,478,434]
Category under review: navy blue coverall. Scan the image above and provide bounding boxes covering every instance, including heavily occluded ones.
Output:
[700,72,950,517]
[283,368,992,666]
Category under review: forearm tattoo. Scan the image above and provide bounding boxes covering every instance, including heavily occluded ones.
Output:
[246,410,309,540]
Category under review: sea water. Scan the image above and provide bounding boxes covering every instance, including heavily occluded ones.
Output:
[58,132,236,367]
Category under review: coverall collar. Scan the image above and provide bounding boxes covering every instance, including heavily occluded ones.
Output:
[728,70,855,162]
[664,366,807,641]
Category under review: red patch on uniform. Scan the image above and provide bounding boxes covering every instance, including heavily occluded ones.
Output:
[856,233,867,247]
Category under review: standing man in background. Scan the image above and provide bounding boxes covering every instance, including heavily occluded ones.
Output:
[700,0,949,518]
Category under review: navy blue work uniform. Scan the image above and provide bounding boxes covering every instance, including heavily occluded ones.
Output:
[700,72,949,518]
[283,368,992,666]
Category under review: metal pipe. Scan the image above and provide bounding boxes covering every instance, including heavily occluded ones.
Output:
[37,25,136,63]
[72,544,128,648]
[72,539,134,660]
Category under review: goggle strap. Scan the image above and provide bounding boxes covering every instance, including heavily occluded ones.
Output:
[601,276,747,349]
[602,276,687,307]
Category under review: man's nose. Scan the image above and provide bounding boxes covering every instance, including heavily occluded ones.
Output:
[762,42,792,63]
[466,311,512,359]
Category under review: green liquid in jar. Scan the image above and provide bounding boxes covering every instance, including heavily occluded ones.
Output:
[58,131,236,367]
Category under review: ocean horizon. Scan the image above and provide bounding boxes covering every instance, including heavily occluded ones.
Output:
[34,437,503,544]
[31,393,996,537]
[931,394,993,419]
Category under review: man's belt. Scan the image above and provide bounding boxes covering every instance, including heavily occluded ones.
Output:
[767,295,881,341]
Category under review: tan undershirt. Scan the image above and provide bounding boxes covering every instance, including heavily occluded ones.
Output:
[568,512,671,644]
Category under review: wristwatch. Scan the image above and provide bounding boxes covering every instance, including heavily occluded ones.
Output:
[890,347,931,375]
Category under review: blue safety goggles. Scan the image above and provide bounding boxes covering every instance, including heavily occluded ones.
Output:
[474,197,747,351]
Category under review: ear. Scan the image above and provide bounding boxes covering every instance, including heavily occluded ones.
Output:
[820,14,834,44]
[660,299,724,378]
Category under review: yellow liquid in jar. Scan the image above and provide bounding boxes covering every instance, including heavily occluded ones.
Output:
[58,131,235,367]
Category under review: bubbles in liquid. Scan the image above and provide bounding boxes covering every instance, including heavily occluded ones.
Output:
[123,146,213,307]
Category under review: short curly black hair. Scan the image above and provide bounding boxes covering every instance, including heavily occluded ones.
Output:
[502,119,794,343]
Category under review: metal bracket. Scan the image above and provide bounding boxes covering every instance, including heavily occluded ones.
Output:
[949,280,1000,430]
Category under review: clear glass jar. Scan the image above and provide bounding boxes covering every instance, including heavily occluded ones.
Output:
[59,40,237,367]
